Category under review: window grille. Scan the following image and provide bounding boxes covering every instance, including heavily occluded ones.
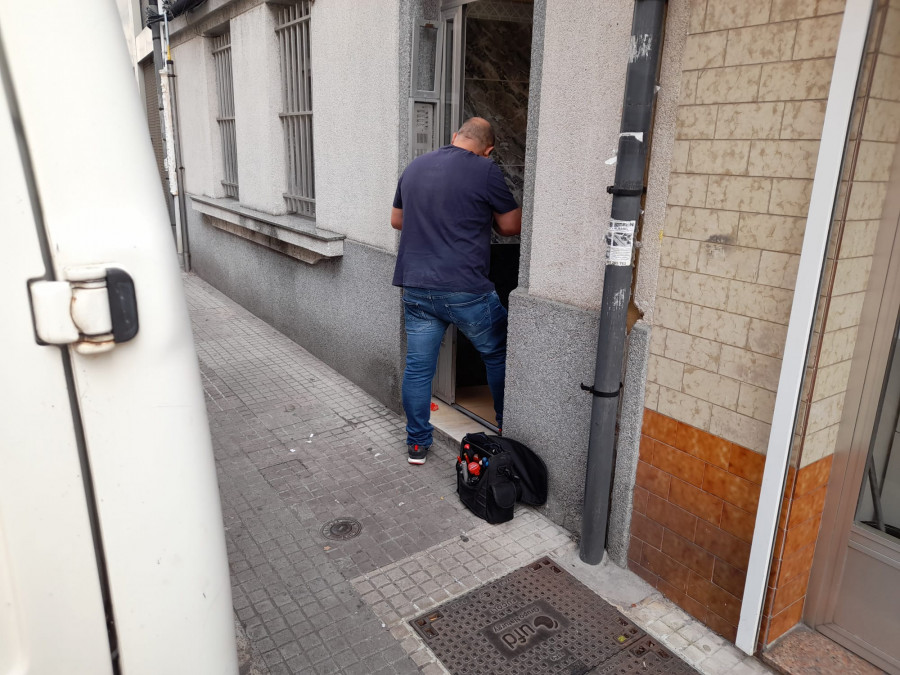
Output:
[212,32,239,199]
[276,2,315,217]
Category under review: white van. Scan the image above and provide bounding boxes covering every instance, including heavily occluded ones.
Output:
[0,3,238,673]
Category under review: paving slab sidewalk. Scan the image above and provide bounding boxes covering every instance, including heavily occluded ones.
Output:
[184,272,771,675]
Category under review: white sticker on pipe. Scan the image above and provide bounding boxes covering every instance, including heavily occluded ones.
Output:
[619,131,644,143]
[629,34,653,63]
[606,219,636,266]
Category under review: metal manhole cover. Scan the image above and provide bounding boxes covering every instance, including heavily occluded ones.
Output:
[409,557,699,675]
[321,518,362,540]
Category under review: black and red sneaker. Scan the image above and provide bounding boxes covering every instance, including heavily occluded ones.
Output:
[407,444,431,465]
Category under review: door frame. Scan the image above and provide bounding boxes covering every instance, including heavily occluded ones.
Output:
[735,1,874,651]
[437,3,466,149]
[805,68,900,674]
[432,1,467,404]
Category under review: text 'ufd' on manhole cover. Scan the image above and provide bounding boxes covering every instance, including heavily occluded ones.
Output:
[409,557,699,675]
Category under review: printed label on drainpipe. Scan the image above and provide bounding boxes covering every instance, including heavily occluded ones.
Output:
[159,70,178,196]
[606,219,636,266]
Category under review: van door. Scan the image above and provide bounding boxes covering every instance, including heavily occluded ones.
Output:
[0,4,238,673]
[0,43,115,675]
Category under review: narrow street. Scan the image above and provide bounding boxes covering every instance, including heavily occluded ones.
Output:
[184,272,771,675]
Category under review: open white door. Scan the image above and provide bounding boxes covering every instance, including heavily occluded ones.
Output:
[0,40,115,675]
[0,3,238,673]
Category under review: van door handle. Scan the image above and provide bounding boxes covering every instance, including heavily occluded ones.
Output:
[105,267,139,343]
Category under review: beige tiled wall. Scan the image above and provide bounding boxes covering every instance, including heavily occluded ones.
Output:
[647,0,847,453]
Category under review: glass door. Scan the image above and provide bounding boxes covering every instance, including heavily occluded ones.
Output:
[821,289,900,671]
[858,333,900,541]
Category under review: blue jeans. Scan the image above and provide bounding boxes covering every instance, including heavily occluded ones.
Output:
[402,287,509,447]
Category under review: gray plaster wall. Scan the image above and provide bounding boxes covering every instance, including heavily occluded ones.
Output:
[175,0,403,248]
[311,0,402,253]
[188,208,405,411]
[170,0,409,409]
[503,290,600,533]
[526,0,633,311]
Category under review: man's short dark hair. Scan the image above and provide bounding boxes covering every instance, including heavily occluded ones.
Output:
[457,117,495,149]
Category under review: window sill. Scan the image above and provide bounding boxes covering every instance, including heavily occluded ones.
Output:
[190,194,344,264]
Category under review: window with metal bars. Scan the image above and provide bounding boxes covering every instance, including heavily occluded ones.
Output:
[275,2,315,217]
[211,32,239,199]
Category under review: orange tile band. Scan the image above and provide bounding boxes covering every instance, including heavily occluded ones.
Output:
[630,409,833,647]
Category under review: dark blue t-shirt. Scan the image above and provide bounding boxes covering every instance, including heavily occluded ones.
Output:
[392,145,519,293]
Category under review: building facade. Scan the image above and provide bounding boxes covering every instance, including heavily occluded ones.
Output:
[123,0,900,669]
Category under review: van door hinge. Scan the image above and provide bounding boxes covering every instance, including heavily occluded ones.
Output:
[29,266,139,354]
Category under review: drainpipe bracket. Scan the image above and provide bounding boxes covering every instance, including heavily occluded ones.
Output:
[606,185,646,197]
[580,382,623,398]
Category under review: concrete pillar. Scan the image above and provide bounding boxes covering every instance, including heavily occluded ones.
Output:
[527,0,633,311]
[173,35,224,199]
[231,4,289,215]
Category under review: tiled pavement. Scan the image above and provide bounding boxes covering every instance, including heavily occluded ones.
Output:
[184,272,773,675]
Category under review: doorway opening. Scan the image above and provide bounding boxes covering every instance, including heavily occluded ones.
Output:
[431,0,534,429]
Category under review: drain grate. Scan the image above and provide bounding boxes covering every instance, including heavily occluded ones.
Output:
[320,518,362,540]
[409,557,699,675]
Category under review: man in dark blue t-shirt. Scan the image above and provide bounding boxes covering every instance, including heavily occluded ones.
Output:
[391,117,522,465]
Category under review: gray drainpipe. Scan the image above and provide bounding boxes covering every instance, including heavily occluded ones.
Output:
[580,0,667,564]
[148,6,177,243]
[166,57,192,271]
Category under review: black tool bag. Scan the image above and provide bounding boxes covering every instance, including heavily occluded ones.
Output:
[456,432,548,524]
